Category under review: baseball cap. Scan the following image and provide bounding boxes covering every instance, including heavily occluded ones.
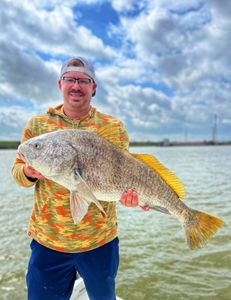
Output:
[60,57,96,81]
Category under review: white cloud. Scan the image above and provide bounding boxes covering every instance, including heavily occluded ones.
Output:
[119,0,231,90]
[222,119,231,125]
[2,1,117,59]
[0,106,35,140]
[0,0,230,141]
[0,40,60,103]
[158,0,203,12]
[111,0,145,12]
[0,0,119,104]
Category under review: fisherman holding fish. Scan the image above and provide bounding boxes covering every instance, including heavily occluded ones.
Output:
[12,57,149,300]
[13,56,225,300]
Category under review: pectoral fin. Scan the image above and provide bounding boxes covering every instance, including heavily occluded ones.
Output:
[70,168,105,223]
[70,191,90,223]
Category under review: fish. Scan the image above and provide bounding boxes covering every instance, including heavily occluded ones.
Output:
[18,124,224,249]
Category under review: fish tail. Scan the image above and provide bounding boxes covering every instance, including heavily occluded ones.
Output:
[183,210,224,249]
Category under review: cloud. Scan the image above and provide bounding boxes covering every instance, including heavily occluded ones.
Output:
[0,0,119,105]
[111,0,146,13]
[112,0,231,139]
[119,0,231,89]
[0,106,35,140]
[0,0,230,142]
[1,1,118,59]
[0,39,60,103]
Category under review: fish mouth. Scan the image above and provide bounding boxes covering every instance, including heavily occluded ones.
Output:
[17,150,25,161]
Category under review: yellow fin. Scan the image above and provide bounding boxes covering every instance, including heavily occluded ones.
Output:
[96,123,123,148]
[131,153,186,199]
[184,210,224,249]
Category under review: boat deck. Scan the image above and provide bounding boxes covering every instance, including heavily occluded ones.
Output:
[70,277,123,300]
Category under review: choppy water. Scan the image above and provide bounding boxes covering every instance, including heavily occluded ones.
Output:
[0,146,230,300]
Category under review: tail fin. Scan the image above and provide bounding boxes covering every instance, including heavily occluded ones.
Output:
[183,210,224,249]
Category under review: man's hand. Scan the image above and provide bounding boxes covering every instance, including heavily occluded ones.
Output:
[119,189,150,211]
[23,163,44,179]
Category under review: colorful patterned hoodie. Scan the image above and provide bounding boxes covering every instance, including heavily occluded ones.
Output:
[12,104,129,253]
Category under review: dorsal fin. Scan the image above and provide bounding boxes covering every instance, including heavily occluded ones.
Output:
[96,123,123,148]
[131,153,186,199]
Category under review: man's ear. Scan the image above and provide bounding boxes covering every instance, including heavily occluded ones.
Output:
[58,79,62,90]
[92,82,97,97]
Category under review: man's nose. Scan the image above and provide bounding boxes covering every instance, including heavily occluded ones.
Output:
[73,80,81,88]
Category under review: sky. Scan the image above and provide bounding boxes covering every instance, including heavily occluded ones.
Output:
[0,0,231,142]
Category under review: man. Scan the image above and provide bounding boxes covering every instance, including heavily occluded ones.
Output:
[12,57,148,300]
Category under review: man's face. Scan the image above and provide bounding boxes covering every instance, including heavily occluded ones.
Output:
[58,71,96,113]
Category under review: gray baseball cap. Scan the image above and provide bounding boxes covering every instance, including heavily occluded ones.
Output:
[60,57,96,81]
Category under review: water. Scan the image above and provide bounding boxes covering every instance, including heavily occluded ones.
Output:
[0,146,231,300]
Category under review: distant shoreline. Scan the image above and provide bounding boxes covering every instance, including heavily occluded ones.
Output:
[0,140,231,149]
[130,141,231,147]
[0,141,20,149]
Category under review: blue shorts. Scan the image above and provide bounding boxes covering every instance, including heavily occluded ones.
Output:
[26,238,119,300]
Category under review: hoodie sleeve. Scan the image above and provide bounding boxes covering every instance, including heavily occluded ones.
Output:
[11,119,38,187]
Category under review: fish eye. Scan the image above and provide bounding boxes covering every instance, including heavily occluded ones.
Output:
[34,141,43,149]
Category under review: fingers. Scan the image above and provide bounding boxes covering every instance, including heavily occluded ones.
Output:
[140,205,150,211]
[119,189,150,211]
[119,189,138,207]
